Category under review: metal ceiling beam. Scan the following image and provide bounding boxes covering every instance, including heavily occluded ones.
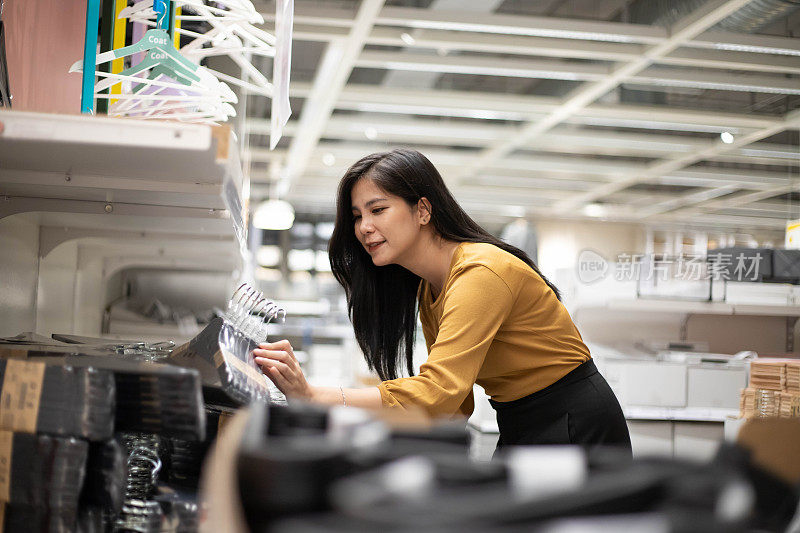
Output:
[277,0,385,197]
[649,212,789,230]
[245,116,798,165]
[246,142,796,192]
[287,24,800,75]
[561,106,800,214]
[261,3,800,56]
[460,0,760,180]
[661,184,800,218]
[355,51,800,94]
[280,82,781,132]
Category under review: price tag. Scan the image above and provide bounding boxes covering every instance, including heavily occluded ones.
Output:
[0,360,46,433]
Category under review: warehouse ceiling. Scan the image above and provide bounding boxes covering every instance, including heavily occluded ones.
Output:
[244,0,800,237]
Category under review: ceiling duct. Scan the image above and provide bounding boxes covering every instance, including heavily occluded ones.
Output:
[715,0,800,32]
[646,0,800,32]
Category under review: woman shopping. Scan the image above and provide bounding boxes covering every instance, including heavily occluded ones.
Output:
[254,148,631,451]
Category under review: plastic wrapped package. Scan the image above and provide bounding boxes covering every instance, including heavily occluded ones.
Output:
[80,438,128,515]
[0,344,206,441]
[168,317,270,407]
[0,357,115,440]
[0,431,89,532]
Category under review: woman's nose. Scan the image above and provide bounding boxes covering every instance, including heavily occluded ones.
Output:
[359,218,374,234]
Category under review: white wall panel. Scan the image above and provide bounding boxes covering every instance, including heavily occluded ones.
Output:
[36,241,78,335]
[0,214,40,336]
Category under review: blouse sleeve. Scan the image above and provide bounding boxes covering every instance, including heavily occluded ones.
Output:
[377,264,514,418]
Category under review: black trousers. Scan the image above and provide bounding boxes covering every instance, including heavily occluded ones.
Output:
[489,359,631,454]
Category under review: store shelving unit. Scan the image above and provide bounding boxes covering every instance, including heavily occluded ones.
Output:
[0,109,248,336]
[0,109,246,244]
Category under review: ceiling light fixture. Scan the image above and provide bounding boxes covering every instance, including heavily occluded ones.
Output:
[400,32,416,46]
[583,203,606,217]
[720,131,734,144]
[322,153,336,166]
[252,199,295,230]
[364,127,378,140]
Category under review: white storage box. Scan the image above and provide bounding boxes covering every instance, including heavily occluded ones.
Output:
[687,364,747,409]
[604,360,687,408]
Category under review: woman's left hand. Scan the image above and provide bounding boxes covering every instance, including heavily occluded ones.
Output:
[253,340,313,400]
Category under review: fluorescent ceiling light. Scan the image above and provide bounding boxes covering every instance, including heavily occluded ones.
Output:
[253,199,295,230]
[583,203,606,217]
[256,245,281,267]
[713,43,800,57]
[400,32,416,45]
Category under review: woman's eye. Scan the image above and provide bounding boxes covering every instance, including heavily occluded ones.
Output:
[353,215,361,221]
[372,207,386,214]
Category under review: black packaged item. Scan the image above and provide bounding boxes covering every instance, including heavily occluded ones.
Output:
[107,357,205,441]
[168,317,270,406]
[0,345,205,441]
[772,249,800,283]
[0,357,115,440]
[0,431,88,532]
[75,505,108,533]
[164,437,211,489]
[4,504,89,533]
[80,439,127,515]
[707,247,772,282]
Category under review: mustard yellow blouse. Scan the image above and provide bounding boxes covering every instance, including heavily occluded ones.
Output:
[377,242,591,418]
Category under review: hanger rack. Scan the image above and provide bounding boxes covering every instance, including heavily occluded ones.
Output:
[167,282,286,406]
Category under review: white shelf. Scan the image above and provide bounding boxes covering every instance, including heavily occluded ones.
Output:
[623,406,738,422]
[466,407,737,435]
[585,298,800,318]
[0,110,246,247]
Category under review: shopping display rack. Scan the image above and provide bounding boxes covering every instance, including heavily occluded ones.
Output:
[168,282,286,407]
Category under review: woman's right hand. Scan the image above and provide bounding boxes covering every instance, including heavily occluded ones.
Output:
[253,340,313,400]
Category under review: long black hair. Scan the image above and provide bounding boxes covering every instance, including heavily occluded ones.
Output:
[328,148,559,381]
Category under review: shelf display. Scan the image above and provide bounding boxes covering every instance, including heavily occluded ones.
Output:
[167,283,285,406]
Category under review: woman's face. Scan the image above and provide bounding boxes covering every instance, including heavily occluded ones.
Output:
[351,178,424,267]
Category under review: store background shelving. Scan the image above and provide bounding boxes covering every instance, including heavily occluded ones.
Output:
[0,110,247,338]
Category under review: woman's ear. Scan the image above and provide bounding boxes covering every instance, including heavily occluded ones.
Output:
[418,197,432,225]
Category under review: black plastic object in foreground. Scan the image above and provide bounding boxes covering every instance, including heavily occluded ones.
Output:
[237,402,355,530]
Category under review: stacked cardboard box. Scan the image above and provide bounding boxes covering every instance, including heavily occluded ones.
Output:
[740,359,800,419]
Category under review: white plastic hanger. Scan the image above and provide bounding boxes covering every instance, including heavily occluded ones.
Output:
[120,0,275,97]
